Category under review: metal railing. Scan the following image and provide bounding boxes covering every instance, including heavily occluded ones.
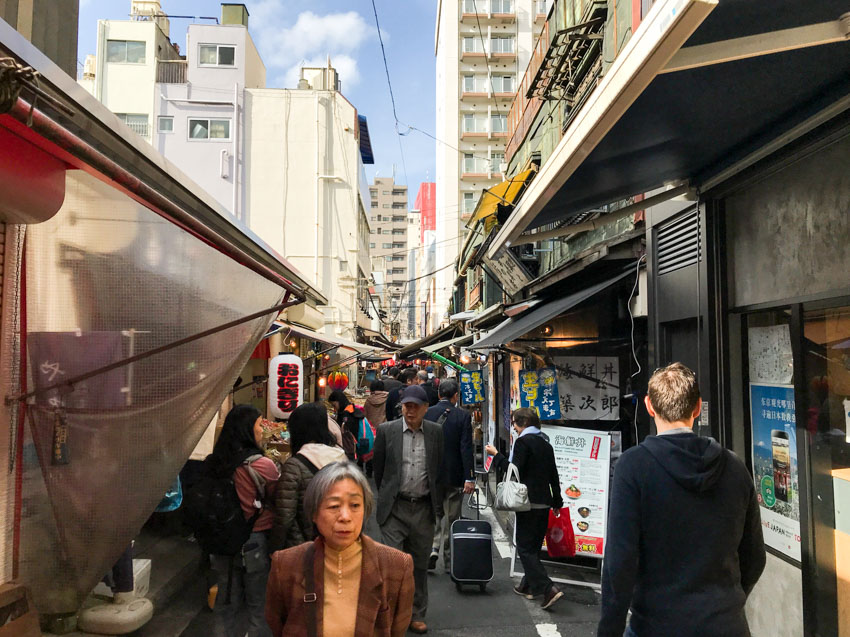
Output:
[123,120,149,137]
[156,59,187,84]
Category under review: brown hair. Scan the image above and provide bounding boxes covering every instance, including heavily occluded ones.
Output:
[512,407,540,430]
[647,362,701,423]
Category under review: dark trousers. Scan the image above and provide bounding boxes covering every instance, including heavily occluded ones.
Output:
[515,508,553,596]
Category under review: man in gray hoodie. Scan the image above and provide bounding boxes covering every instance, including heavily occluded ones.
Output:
[599,363,765,637]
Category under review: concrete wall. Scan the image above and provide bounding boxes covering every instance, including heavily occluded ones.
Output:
[245,88,364,340]
[726,132,850,308]
[154,82,238,215]
[0,0,79,78]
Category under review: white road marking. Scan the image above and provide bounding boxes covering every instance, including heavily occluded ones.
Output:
[480,504,513,559]
[535,623,562,637]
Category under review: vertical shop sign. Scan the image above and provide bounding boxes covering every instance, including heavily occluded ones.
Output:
[519,368,562,420]
[554,356,619,421]
[268,354,303,419]
[749,382,800,561]
[460,370,485,405]
[542,426,611,557]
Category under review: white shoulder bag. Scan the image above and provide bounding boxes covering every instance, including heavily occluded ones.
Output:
[494,462,531,512]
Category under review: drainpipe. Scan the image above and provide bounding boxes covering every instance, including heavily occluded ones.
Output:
[232,82,238,220]
[315,92,320,289]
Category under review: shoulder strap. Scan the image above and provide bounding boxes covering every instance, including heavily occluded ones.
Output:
[242,454,266,509]
[437,407,452,426]
[294,453,320,476]
[303,543,318,637]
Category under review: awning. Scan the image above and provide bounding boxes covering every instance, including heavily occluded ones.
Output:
[470,269,632,349]
[395,323,461,359]
[471,168,535,223]
[489,0,850,256]
[421,334,473,355]
[275,322,377,355]
[357,326,400,350]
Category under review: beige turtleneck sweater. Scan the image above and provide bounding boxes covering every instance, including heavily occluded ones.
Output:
[322,539,362,637]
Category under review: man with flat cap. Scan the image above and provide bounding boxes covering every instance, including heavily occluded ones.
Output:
[373,384,444,635]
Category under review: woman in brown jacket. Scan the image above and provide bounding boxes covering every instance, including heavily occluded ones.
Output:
[265,461,414,637]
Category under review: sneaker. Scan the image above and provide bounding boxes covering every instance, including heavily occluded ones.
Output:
[427,553,438,571]
[541,585,564,610]
[513,581,535,599]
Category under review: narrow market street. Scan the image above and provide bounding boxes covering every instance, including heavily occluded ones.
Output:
[158,495,601,637]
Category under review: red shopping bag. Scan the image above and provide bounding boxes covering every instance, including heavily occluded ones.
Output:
[545,508,576,558]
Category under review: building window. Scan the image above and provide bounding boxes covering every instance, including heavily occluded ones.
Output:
[392,229,405,235]
[392,242,405,249]
[371,201,378,208]
[463,113,487,133]
[383,190,390,195]
[462,37,483,53]
[157,116,174,133]
[392,215,405,222]
[383,204,390,208]
[370,188,377,196]
[188,118,231,140]
[491,75,514,93]
[490,152,504,173]
[116,113,149,137]
[463,74,488,93]
[199,44,236,66]
[464,192,476,214]
[382,243,393,249]
[392,189,406,196]
[106,40,146,64]
[369,243,376,249]
[491,114,508,133]
[490,36,514,53]
[463,0,481,12]
[491,0,513,13]
[463,153,488,173]
[392,202,405,209]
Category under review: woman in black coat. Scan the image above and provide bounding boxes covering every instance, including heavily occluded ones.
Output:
[485,408,564,610]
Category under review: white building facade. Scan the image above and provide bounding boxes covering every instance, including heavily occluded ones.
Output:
[434,0,549,324]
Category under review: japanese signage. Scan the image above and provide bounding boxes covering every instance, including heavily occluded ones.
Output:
[542,426,611,557]
[268,354,303,419]
[481,248,533,296]
[519,368,561,420]
[749,383,800,561]
[554,356,620,421]
[460,370,485,405]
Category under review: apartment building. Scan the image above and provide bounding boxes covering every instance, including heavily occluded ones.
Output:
[79,2,375,344]
[434,0,549,325]
[368,177,409,336]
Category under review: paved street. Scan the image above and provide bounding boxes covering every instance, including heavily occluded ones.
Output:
[173,491,601,637]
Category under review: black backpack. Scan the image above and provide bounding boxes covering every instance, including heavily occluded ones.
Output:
[184,454,266,556]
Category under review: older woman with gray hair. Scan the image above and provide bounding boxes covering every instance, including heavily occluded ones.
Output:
[265,462,414,637]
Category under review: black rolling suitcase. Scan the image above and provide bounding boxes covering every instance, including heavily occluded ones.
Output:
[449,488,494,592]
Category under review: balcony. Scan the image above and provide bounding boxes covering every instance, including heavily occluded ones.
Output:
[124,120,150,138]
[156,59,187,84]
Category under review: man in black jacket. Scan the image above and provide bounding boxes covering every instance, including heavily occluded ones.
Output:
[385,368,417,421]
[486,408,564,610]
[598,362,766,637]
[425,380,475,572]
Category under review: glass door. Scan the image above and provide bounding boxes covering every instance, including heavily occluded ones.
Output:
[802,305,850,637]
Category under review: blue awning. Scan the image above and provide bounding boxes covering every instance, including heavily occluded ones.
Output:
[358,115,375,164]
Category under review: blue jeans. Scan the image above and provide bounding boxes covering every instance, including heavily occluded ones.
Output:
[210,531,272,637]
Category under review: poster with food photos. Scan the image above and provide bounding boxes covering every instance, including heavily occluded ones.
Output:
[554,356,620,421]
[542,426,611,557]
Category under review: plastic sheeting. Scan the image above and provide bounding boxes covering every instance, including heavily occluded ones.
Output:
[17,170,286,614]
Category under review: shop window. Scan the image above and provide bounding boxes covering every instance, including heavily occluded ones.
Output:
[802,304,850,635]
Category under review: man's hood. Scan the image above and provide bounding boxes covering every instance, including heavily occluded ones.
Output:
[641,433,726,492]
[366,391,388,407]
[298,443,347,469]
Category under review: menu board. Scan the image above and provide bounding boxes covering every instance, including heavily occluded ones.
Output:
[542,426,611,557]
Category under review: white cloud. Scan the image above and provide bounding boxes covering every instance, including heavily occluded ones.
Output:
[248,6,376,89]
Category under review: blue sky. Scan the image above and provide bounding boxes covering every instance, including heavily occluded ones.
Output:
[76,0,438,202]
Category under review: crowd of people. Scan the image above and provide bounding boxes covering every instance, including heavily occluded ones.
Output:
[195,362,765,637]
